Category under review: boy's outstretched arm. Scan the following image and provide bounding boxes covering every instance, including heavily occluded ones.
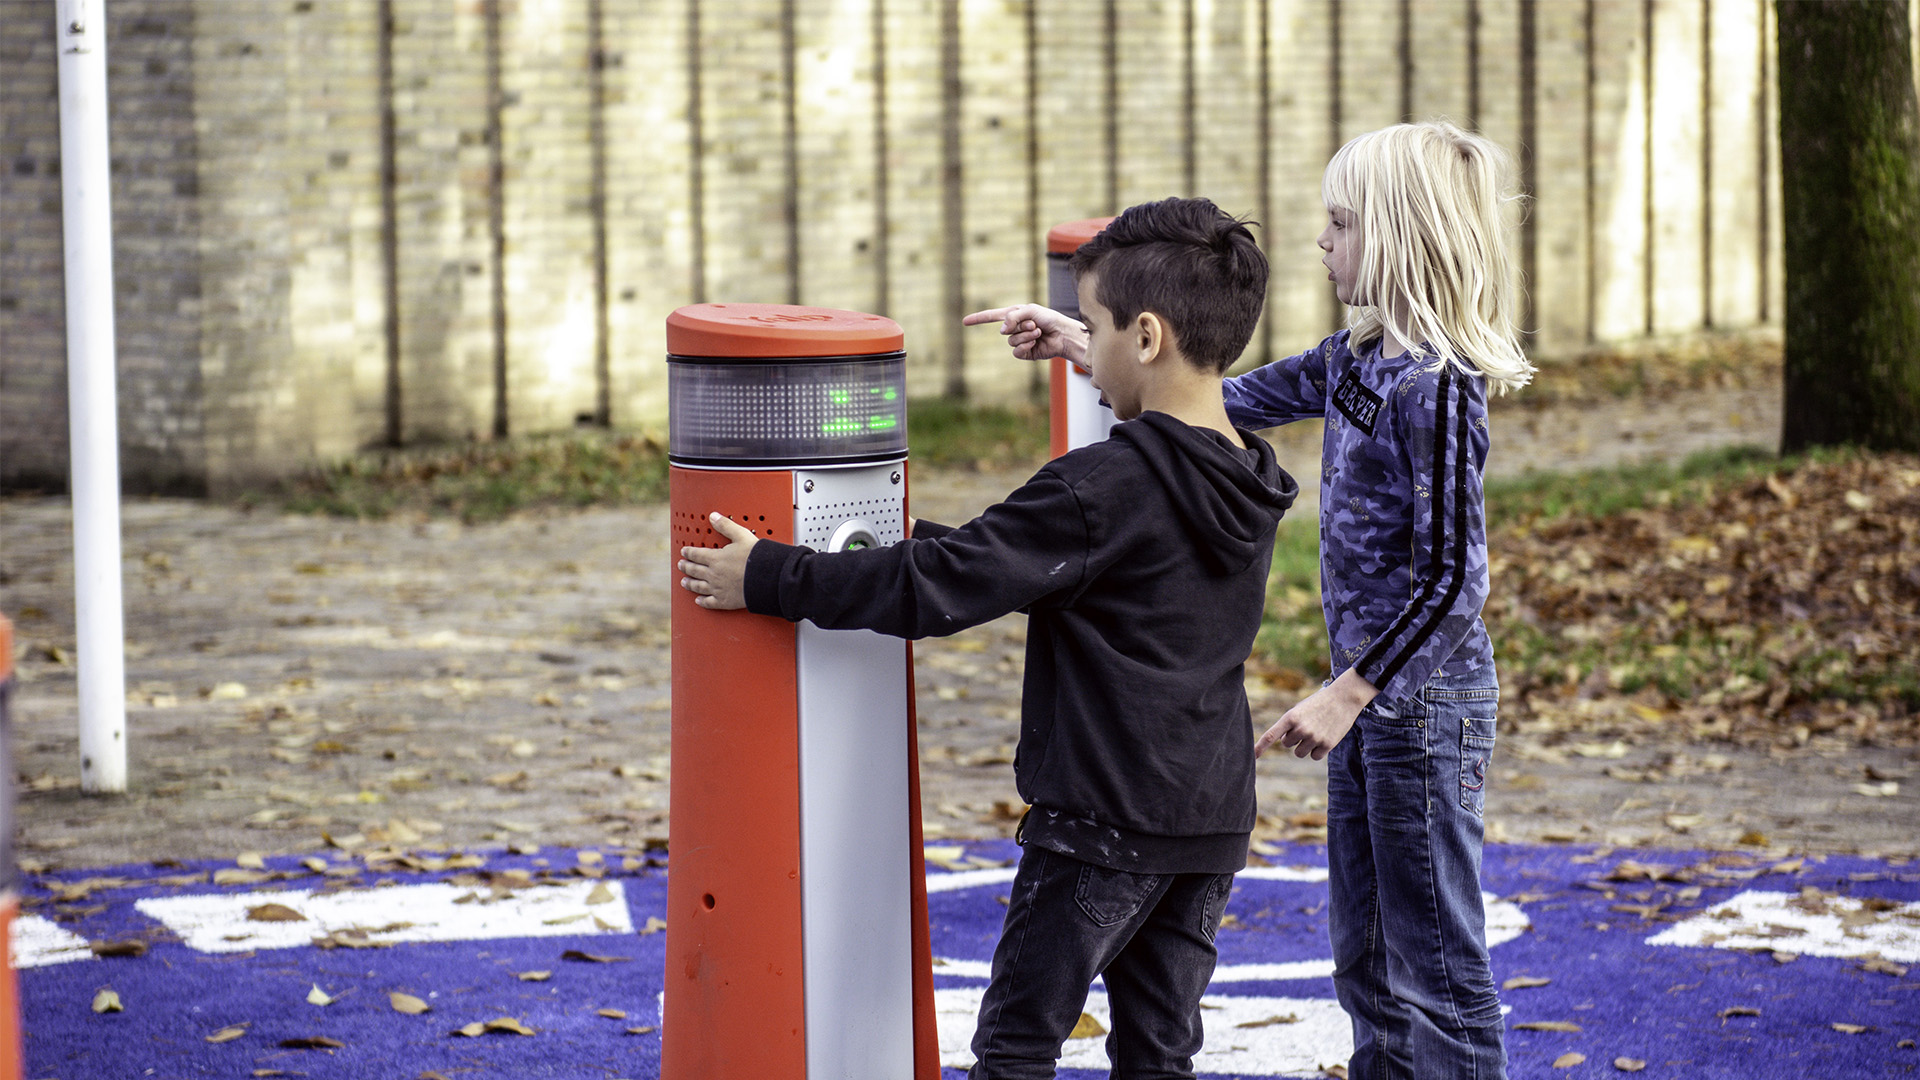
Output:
[678,512,757,610]
[962,304,1088,366]
[1255,668,1377,761]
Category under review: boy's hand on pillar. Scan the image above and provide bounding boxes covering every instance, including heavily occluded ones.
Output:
[1255,669,1377,761]
[962,304,1088,365]
[678,512,758,610]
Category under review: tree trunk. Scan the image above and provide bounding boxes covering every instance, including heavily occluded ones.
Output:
[1777,0,1920,453]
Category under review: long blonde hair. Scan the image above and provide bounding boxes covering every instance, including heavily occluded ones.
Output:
[1322,121,1534,394]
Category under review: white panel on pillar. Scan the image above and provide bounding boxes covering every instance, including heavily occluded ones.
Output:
[794,464,914,1080]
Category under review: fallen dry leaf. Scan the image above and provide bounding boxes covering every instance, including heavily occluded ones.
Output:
[596,1008,627,1019]
[92,989,123,1014]
[585,882,615,905]
[1514,1021,1582,1033]
[1502,975,1551,990]
[278,1036,346,1049]
[390,992,431,1015]
[1553,1052,1586,1069]
[1718,1006,1761,1019]
[1235,1014,1301,1028]
[235,852,266,870]
[516,970,552,982]
[306,985,335,1007]
[1860,956,1910,977]
[1069,1012,1106,1039]
[1614,1058,1647,1072]
[89,939,148,958]
[205,1024,248,1043]
[561,950,630,963]
[1831,1022,1869,1035]
[625,1025,657,1035]
[639,916,667,935]
[247,903,306,923]
[213,869,271,886]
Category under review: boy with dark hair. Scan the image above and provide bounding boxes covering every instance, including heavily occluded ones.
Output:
[678,196,1296,1079]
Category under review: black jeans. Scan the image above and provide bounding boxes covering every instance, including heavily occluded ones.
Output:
[968,846,1235,1080]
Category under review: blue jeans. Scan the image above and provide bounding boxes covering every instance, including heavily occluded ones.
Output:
[1326,665,1506,1080]
[968,846,1235,1079]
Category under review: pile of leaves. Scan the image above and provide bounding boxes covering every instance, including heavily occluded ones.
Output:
[1491,451,1920,748]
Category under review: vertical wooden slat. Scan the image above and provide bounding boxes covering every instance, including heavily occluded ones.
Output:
[1328,0,1344,332]
[780,0,800,306]
[378,0,401,446]
[588,0,610,425]
[1755,0,1770,323]
[1699,0,1713,330]
[1182,0,1196,195]
[1467,0,1482,128]
[872,0,891,317]
[484,0,507,439]
[1398,0,1413,122]
[1519,0,1537,339]
[939,0,963,398]
[1585,0,1597,343]
[1642,0,1655,338]
[685,0,706,304]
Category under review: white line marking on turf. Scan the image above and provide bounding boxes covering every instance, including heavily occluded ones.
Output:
[925,868,1018,893]
[924,864,1331,896]
[1646,890,1920,962]
[937,986,1350,1077]
[10,915,96,968]
[1236,866,1332,883]
[933,957,1337,984]
[135,880,634,954]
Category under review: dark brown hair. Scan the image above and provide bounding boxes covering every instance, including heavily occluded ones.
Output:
[1069,197,1269,373]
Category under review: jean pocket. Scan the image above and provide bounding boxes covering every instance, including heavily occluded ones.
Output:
[1459,717,1496,815]
[1074,863,1161,928]
[1199,874,1233,944]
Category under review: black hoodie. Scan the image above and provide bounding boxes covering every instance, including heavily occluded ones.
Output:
[743,410,1298,873]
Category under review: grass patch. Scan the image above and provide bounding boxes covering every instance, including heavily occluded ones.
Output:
[907,400,1049,469]
[272,430,669,523]
[1478,443,1859,527]
[266,400,1046,522]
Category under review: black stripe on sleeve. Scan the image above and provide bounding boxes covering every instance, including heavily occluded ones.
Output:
[1358,365,1470,690]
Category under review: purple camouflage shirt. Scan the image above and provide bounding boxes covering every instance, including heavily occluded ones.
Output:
[1222,329,1496,705]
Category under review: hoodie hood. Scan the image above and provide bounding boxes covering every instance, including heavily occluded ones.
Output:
[1112,411,1298,575]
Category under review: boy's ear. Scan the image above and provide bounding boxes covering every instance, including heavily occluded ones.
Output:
[1136,311,1169,364]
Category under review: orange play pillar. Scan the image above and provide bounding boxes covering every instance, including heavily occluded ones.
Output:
[1046,216,1118,459]
[662,304,939,1080]
[0,615,22,1080]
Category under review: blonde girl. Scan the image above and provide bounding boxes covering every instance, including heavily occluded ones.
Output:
[967,119,1530,1079]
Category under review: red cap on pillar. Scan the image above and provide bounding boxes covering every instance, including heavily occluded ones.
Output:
[667,303,903,359]
[1046,217,1116,255]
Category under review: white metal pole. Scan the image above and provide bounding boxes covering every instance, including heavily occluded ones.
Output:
[55,0,128,794]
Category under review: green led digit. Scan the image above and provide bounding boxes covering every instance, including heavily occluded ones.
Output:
[867,414,897,431]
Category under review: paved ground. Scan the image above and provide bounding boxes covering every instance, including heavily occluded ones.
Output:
[3,382,1915,873]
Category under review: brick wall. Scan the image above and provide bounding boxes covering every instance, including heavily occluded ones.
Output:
[0,0,1823,492]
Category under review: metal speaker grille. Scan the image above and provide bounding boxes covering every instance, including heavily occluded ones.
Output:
[669,354,907,466]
